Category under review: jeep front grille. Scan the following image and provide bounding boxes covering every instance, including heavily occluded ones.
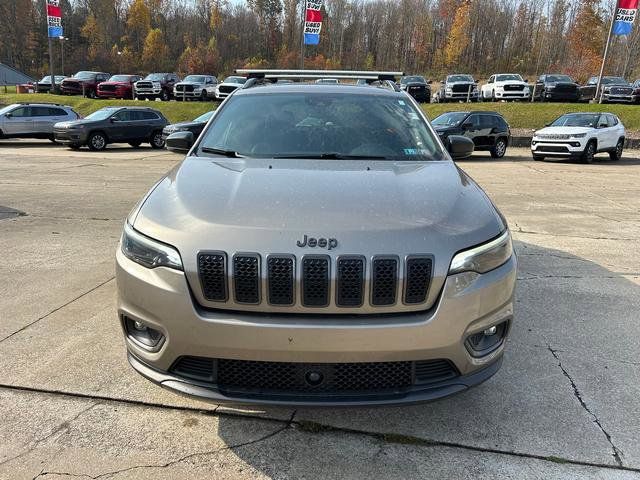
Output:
[336,257,365,307]
[267,256,295,305]
[233,254,260,304]
[196,252,433,313]
[302,256,330,307]
[371,257,398,306]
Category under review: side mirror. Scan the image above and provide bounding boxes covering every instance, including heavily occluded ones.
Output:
[598,123,608,129]
[166,131,194,153]
[5,113,12,118]
[446,135,474,160]
[524,78,529,83]
[461,122,473,128]
[110,118,116,123]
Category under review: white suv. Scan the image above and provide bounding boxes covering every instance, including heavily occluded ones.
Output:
[531,112,625,163]
[481,74,530,101]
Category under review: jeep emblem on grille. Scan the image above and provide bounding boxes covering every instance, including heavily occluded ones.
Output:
[296,235,338,250]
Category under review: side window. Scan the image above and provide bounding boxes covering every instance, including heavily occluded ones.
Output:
[9,107,30,117]
[597,115,607,127]
[480,115,497,128]
[588,77,597,85]
[142,111,159,120]
[31,107,51,117]
[488,76,494,84]
[112,110,132,121]
[607,114,618,126]
[49,108,67,116]
[466,115,481,128]
[538,76,544,83]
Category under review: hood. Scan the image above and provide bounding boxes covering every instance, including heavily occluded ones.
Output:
[447,81,474,85]
[133,157,505,311]
[176,81,204,86]
[164,120,203,130]
[219,82,243,87]
[433,125,458,133]
[547,81,577,87]
[99,81,130,86]
[55,118,102,128]
[535,126,592,136]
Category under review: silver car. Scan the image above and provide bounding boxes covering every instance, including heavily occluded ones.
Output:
[117,70,516,406]
[0,103,79,141]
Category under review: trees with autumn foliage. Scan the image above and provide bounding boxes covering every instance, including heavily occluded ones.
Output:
[0,0,639,83]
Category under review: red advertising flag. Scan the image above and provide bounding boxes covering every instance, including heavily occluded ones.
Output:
[46,4,61,16]
[305,9,322,22]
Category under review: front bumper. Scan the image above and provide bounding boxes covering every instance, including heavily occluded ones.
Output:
[542,90,580,102]
[53,129,88,144]
[97,88,131,99]
[116,249,516,406]
[136,88,163,97]
[602,93,635,103]
[495,90,530,99]
[445,91,478,100]
[531,138,586,158]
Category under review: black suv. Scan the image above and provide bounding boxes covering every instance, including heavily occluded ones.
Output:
[399,75,431,103]
[161,110,214,143]
[53,106,168,151]
[533,74,580,102]
[431,111,511,158]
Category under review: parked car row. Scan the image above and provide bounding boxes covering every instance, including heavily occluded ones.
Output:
[398,72,640,104]
[34,71,249,102]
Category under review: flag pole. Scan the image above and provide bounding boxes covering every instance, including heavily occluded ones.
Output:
[595,0,619,104]
[48,36,56,93]
[300,0,305,69]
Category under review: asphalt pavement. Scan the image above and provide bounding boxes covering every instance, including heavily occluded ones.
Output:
[1,140,639,479]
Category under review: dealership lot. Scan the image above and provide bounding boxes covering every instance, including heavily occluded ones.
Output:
[1,141,640,478]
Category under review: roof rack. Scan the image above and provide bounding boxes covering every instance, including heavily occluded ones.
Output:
[236,69,404,81]
[16,102,64,106]
[236,69,405,92]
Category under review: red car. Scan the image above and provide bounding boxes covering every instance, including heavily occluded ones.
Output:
[60,71,110,98]
[97,74,142,99]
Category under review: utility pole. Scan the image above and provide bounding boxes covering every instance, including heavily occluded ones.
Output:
[595,0,618,104]
[48,36,56,93]
[300,0,305,69]
[59,36,66,75]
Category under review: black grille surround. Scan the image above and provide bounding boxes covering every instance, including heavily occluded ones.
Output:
[170,356,459,398]
[196,252,436,313]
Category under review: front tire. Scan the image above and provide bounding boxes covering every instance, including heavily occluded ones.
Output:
[200,90,207,101]
[86,89,96,99]
[533,154,545,161]
[160,90,170,101]
[149,130,164,149]
[490,138,508,158]
[129,141,142,148]
[610,139,624,161]
[87,132,107,151]
[581,141,596,164]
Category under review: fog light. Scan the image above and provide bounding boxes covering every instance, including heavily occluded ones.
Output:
[465,321,509,357]
[123,316,164,351]
[484,326,497,336]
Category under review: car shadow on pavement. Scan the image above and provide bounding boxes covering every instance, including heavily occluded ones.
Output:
[213,241,640,473]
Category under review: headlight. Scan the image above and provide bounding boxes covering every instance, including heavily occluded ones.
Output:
[121,222,183,270]
[570,133,587,138]
[449,230,513,275]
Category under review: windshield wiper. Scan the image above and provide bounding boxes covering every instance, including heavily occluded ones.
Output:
[201,147,244,158]
[272,153,388,160]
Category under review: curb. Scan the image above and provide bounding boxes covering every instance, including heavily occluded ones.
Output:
[512,136,640,149]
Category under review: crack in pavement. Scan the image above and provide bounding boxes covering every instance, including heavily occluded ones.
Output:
[513,226,635,242]
[32,410,297,479]
[547,344,624,467]
[2,384,639,475]
[0,277,115,344]
[0,402,100,469]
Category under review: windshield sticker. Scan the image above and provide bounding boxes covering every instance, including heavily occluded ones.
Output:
[403,148,430,155]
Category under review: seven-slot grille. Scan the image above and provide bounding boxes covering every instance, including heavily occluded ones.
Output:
[197,253,433,311]
[170,356,459,396]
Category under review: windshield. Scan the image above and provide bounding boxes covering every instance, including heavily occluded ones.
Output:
[40,76,52,82]
[448,75,474,82]
[84,107,120,121]
[184,75,206,83]
[74,71,95,80]
[198,93,442,161]
[224,76,247,84]
[602,77,628,85]
[0,104,19,115]
[402,76,426,84]
[551,114,599,128]
[194,111,215,123]
[316,79,338,84]
[144,73,166,81]
[496,74,523,82]
[108,75,133,82]
[546,75,572,83]
[431,112,469,127]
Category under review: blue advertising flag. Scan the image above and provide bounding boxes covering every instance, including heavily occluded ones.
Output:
[613,0,638,35]
[48,26,63,37]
